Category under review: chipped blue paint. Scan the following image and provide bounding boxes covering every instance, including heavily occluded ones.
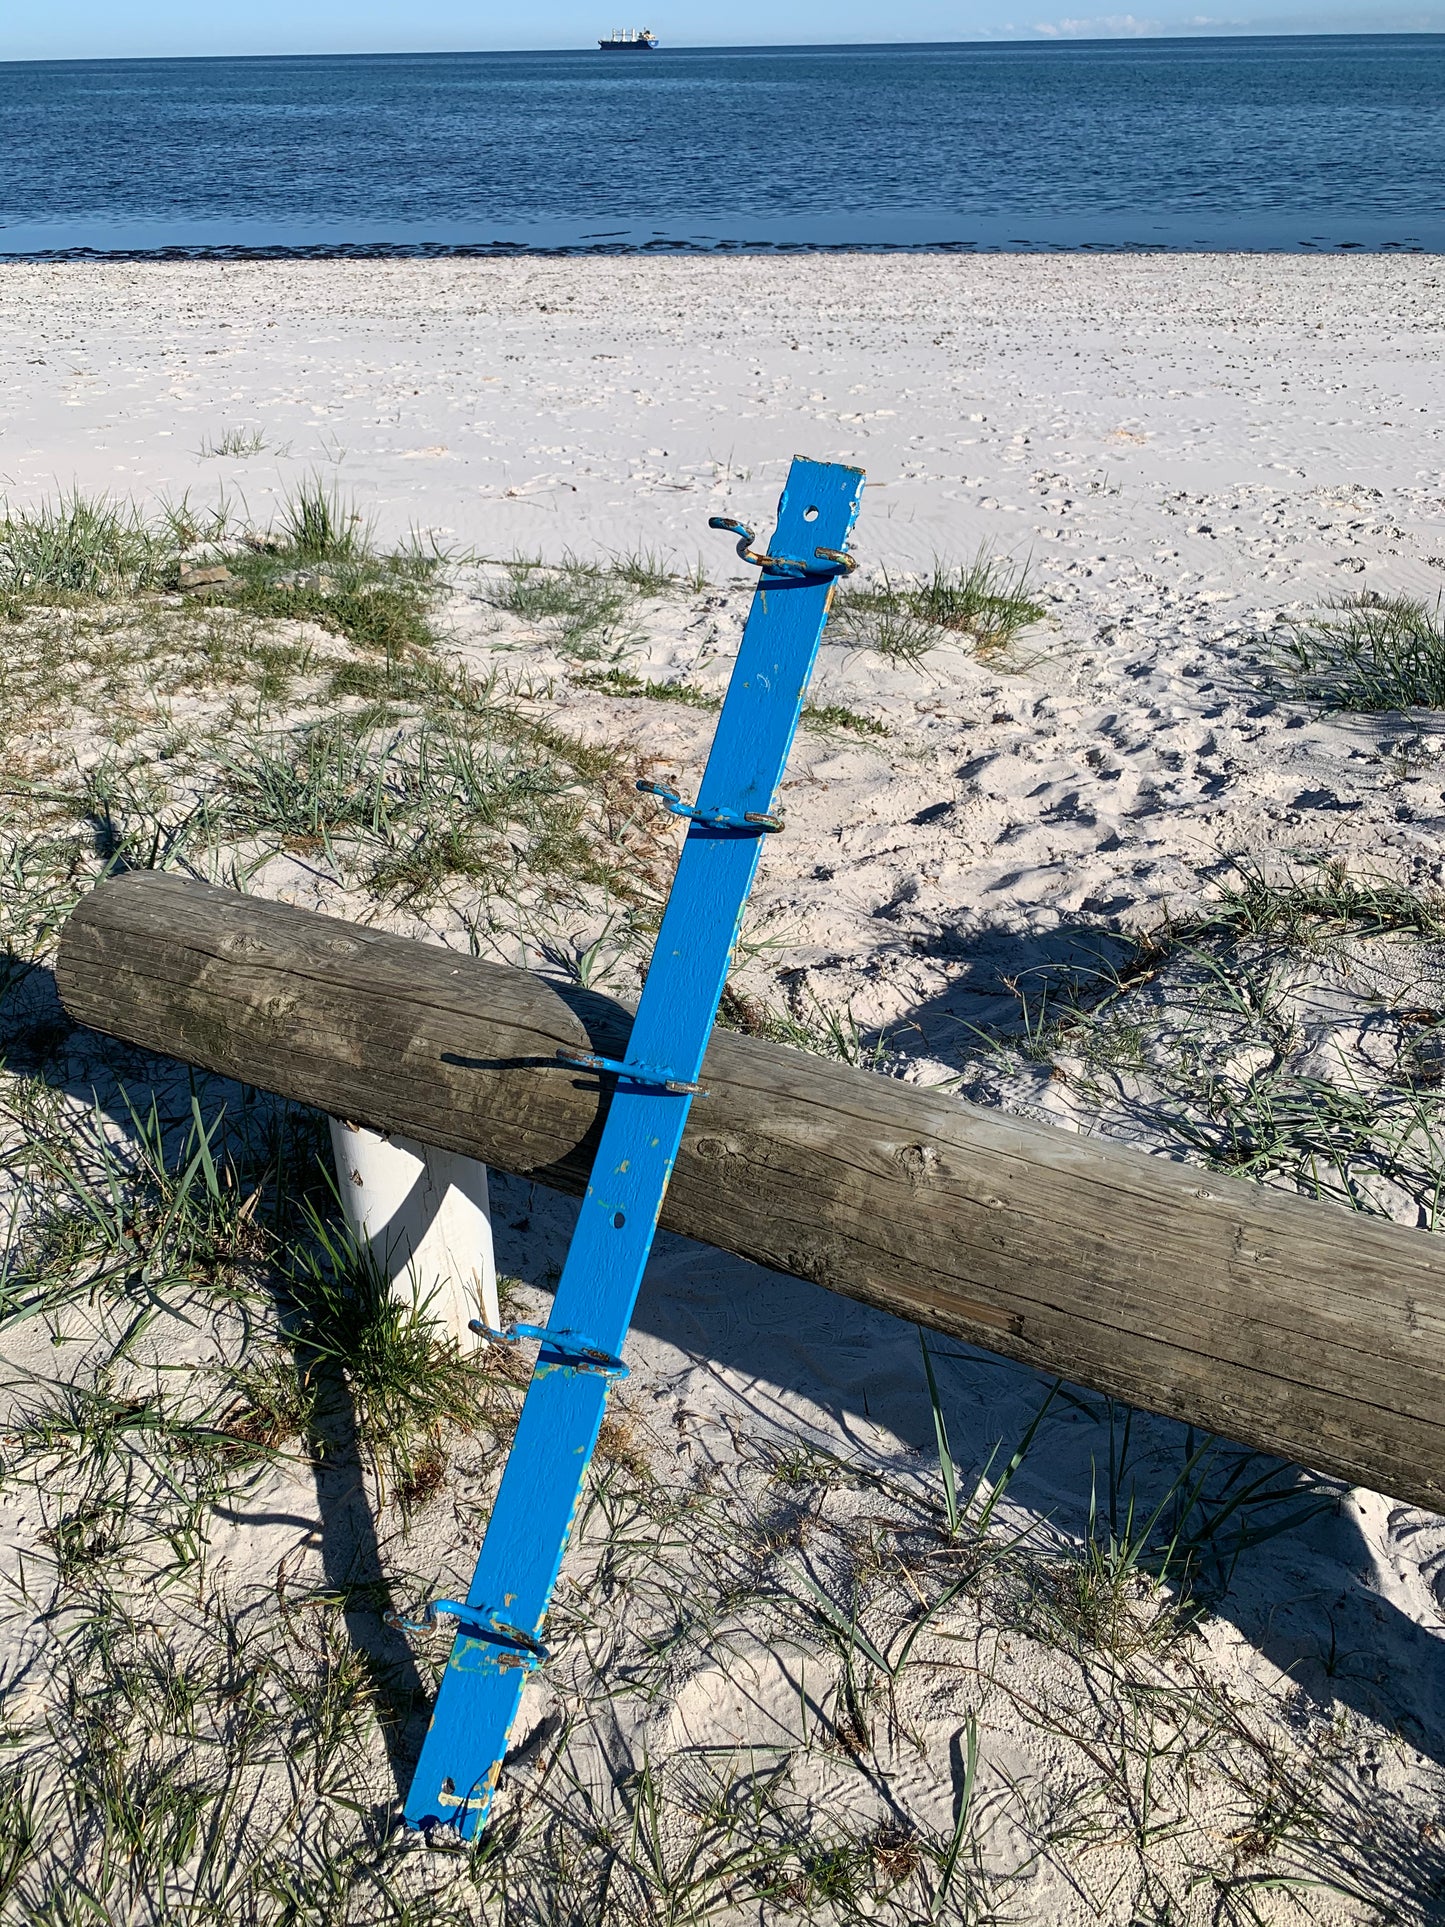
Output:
[401,457,865,1838]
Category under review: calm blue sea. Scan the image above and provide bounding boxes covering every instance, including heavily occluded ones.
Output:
[1,35,1441,258]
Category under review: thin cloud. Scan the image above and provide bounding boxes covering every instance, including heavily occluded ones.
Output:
[1032,13,1163,33]
[1027,5,1445,28]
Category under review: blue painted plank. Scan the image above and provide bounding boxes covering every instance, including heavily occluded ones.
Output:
[402,456,865,1838]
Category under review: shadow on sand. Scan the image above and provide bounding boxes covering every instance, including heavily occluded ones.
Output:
[9,948,1445,1900]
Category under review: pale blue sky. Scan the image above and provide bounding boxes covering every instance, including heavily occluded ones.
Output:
[3,0,1436,64]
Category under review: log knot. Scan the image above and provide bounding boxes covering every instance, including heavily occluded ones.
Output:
[895,1141,939,1186]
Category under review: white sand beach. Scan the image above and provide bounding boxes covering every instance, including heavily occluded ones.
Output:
[3,254,1445,1919]
[7,254,1445,948]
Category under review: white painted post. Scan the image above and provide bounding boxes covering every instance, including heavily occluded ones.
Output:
[327,1120,499,1352]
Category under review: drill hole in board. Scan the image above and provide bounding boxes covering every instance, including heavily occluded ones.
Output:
[613,1211,626,1229]
[803,505,820,522]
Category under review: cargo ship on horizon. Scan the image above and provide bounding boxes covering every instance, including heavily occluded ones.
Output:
[598,27,659,48]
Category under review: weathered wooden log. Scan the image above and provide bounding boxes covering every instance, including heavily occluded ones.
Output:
[56,870,1445,1511]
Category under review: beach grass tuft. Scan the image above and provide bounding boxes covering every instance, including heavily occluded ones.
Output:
[1277,592,1445,710]
[572,664,721,709]
[1191,853,1445,944]
[802,700,888,737]
[197,425,276,460]
[606,546,682,596]
[485,556,639,661]
[285,1204,503,1502]
[835,552,1046,662]
[0,481,444,658]
[718,984,894,1070]
[956,855,1445,1225]
[0,491,173,603]
[274,477,371,565]
[226,481,444,655]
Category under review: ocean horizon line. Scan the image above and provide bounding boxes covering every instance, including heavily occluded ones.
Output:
[6,34,1437,260]
[5,27,1445,71]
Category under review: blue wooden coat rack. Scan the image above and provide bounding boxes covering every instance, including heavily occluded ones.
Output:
[399,456,866,1838]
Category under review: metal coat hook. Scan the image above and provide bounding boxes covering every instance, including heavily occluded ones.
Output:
[553,1046,704,1096]
[385,1597,550,1670]
[636,779,783,834]
[707,515,857,580]
[468,1319,630,1377]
